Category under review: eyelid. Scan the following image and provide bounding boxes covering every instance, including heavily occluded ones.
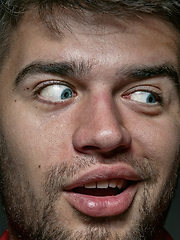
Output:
[32,80,77,106]
[122,85,161,96]
[122,86,163,105]
[33,80,76,96]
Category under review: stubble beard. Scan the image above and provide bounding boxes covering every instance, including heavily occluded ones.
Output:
[0,133,179,240]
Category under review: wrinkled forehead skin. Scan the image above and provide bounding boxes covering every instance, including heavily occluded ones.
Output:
[1,2,180,78]
[6,7,180,77]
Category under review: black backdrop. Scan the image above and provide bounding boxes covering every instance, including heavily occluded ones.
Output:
[0,178,180,239]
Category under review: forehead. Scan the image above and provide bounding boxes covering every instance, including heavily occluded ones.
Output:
[4,10,180,77]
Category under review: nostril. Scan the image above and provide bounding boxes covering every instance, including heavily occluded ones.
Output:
[79,145,130,159]
[82,145,101,151]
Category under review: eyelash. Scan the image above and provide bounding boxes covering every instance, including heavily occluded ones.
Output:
[150,91,163,103]
[32,80,164,110]
[123,88,164,106]
[32,80,76,104]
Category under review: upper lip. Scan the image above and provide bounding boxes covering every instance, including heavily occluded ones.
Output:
[64,163,142,191]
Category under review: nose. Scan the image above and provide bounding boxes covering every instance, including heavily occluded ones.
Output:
[72,93,132,155]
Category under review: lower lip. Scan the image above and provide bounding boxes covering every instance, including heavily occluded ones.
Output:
[63,184,138,217]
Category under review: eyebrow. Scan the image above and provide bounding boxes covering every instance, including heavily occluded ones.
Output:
[14,61,179,89]
[14,60,91,86]
[119,64,179,87]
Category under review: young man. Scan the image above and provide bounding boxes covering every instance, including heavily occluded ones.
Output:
[0,0,180,239]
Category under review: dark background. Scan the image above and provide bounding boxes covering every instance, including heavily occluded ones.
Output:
[0,178,180,239]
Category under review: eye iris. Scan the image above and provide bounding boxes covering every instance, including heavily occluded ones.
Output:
[61,88,73,99]
[146,94,156,103]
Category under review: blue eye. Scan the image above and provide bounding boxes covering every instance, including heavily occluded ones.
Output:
[39,84,74,102]
[145,93,157,103]
[130,91,157,104]
[61,88,73,99]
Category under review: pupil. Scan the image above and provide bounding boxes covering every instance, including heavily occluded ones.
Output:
[61,89,72,99]
[147,94,155,103]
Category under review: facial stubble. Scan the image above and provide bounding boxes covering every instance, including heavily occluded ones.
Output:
[0,132,179,240]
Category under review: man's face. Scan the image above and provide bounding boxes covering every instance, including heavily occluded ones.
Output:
[0,11,180,240]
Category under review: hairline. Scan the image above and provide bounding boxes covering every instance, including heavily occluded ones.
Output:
[0,5,180,73]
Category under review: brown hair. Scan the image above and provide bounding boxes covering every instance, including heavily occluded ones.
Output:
[0,0,180,66]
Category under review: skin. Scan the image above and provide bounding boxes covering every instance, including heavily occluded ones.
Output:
[0,10,180,240]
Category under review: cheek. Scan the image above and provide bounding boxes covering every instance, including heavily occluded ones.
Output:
[130,115,180,177]
[126,115,180,208]
[0,111,77,187]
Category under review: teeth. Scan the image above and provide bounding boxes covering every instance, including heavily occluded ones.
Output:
[84,182,96,188]
[97,180,109,189]
[117,179,124,189]
[84,179,126,189]
[109,179,117,188]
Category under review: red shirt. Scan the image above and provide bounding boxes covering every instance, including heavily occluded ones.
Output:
[0,230,9,240]
[0,228,173,240]
[154,228,173,240]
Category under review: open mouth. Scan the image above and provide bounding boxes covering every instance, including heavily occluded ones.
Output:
[71,178,131,197]
[64,165,140,217]
[64,173,139,217]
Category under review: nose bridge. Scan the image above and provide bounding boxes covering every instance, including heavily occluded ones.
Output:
[90,91,120,131]
[73,90,132,153]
